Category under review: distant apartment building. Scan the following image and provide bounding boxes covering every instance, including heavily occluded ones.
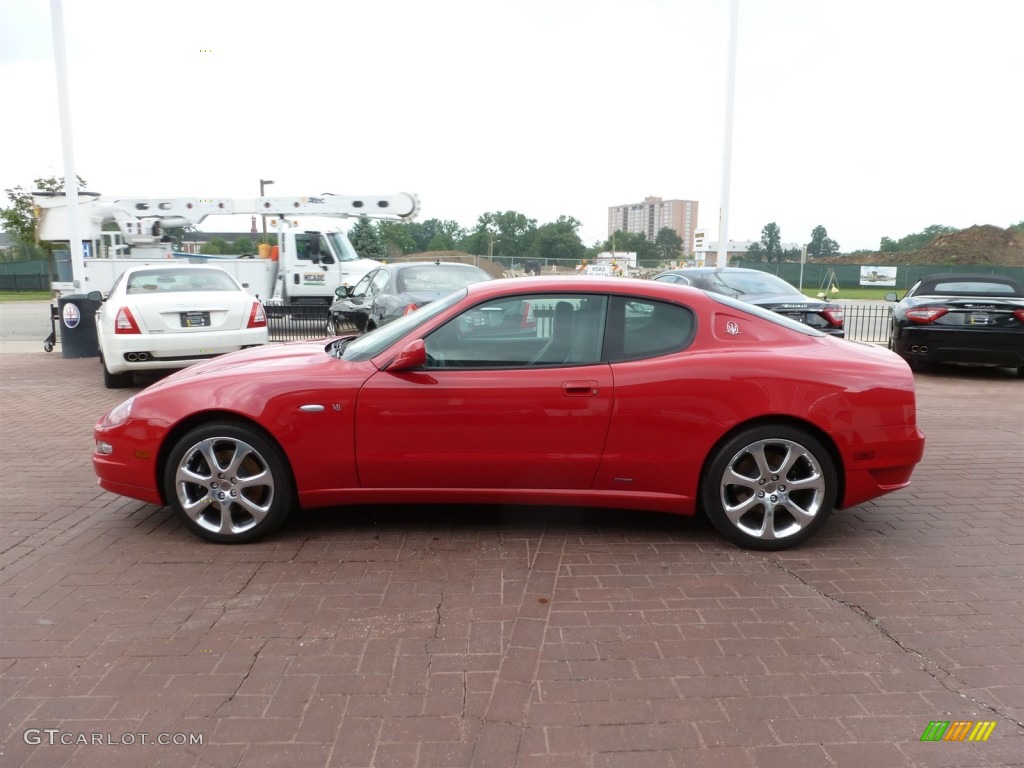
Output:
[607,196,699,254]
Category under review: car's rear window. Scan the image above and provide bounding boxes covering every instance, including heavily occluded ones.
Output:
[397,266,489,293]
[702,271,800,297]
[921,279,1022,296]
[126,269,239,294]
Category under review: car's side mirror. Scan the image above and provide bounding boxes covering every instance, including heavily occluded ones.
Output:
[336,286,348,298]
[883,292,898,302]
[86,290,104,302]
[386,339,426,372]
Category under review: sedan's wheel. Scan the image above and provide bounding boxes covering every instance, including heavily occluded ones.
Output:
[101,355,133,389]
[163,423,294,543]
[701,425,836,550]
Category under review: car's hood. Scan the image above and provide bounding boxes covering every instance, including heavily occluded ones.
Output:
[143,339,353,392]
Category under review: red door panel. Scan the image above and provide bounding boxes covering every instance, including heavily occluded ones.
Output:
[355,365,613,490]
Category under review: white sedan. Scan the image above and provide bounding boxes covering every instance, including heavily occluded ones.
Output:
[89,265,269,388]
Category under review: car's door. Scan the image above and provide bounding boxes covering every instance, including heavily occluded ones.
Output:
[355,293,614,490]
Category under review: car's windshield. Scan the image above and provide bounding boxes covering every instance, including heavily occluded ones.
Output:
[341,289,467,361]
[397,265,489,293]
[707,292,825,336]
[703,271,799,297]
[125,268,239,294]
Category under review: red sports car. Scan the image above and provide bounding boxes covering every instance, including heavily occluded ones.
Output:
[93,277,925,550]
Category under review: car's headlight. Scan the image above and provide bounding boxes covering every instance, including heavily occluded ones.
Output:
[100,396,135,428]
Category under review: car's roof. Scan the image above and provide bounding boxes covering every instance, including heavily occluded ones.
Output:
[121,263,232,274]
[914,273,1024,296]
[387,261,488,270]
[465,275,708,302]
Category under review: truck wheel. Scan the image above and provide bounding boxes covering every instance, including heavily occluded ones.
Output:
[163,422,295,544]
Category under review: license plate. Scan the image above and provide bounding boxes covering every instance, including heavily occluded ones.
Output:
[968,312,991,325]
[181,311,211,328]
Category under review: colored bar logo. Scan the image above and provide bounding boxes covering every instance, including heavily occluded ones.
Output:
[920,721,996,742]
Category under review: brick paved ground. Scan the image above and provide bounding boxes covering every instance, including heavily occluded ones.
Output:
[0,351,1021,767]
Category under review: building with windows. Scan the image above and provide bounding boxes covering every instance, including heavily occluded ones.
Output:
[607,196,699,255]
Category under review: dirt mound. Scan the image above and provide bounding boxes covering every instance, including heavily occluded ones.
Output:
[823,225,1024,266]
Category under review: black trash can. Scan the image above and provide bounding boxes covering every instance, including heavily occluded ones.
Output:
[58,294,101,359]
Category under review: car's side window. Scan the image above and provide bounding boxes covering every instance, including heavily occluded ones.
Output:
[605,297,695,362]
[423,294,607,369]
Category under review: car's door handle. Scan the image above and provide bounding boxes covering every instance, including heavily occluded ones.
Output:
[293,273,300,285]
[563,380,599,397]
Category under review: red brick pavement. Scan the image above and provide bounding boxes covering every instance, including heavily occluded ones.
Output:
[0,352,1021,767]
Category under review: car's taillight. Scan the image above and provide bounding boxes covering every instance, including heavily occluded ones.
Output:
[402,303,419,316]
[820,308,844,327]
[905,307,948,324]
[114,307,140,334]
[247,302,267,328]
[1013,309,1024,323]
[520,300,535,328]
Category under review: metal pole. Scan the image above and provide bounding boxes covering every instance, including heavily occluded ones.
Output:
[260,179,274,241]
[50,0,83,288]
[717,0,739,270]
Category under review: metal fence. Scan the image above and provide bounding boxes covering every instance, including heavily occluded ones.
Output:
[265,304,331,342]
[265,300,894,345]
[840,302,892,344]
[0,274,49,292]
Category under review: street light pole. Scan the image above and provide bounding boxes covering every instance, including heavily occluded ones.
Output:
[259,179,274,241]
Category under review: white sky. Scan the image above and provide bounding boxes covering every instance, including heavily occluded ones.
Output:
[1,0,1021,251]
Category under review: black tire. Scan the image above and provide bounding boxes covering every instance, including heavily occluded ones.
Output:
[700,425,837,550]
[163,422,295,544]
[101,356,134,389]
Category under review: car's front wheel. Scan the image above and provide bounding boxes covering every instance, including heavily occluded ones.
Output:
[701,425,837,550]
[163,423,295,543]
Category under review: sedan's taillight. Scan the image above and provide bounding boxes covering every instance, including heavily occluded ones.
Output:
[905,307,948,324]
[820,308,844,327]
[1013,309,1024,323]
[247,303,267,328]
[114,307,140,334]
[402,303,419,316]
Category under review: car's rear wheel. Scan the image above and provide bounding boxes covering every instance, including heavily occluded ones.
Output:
[163,423,295,544]
[701,425,836,550]
[101,355,133,389]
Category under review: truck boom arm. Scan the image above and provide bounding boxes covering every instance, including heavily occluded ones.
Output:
[34,192,420,241]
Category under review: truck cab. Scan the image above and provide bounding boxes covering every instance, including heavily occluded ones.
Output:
[283,230,382,305]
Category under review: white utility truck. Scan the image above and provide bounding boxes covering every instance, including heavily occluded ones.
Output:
[34,191,419,304]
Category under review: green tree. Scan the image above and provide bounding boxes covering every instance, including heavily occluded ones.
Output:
[599,230,658,267]
[1010,220,1024,233]
[654,227,684,263]
[744,242,763,263]
[760,222,782,263]
[529,216,586,263]
[231,236,257,255]
[201,237,227,255]
[879,224,957,252]
[348,215,386,260]
[1,175,87,261]
[807,225,840,259]
[376,220,417,255]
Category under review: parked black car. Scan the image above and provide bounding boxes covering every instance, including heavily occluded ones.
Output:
[885,273,1024,376]
[328,261,493,334]
[652,267,845,337]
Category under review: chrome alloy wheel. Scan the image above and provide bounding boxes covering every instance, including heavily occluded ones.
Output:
[174,436,275,536]
[719,437,827,542]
